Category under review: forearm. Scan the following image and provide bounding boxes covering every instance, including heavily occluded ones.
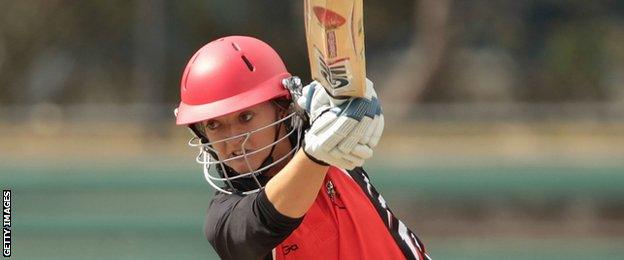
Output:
[264,148,329,218]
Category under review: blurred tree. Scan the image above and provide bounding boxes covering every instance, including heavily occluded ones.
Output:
[379,0,454,119]
[512,0,610,102]
[0,0,623,112]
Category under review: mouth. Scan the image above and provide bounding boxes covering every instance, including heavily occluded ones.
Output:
[230,149,254,158]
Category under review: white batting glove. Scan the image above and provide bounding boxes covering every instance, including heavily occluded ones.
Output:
[297,79,384,170]
[296,81,338,123]
[298,79,384,149]
[334,79,384,153]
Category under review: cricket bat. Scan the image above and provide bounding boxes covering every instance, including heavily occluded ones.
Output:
[304,0,366,98]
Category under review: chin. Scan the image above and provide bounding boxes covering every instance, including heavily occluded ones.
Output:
[227,159,264,174]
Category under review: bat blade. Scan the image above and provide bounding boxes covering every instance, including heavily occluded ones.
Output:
[304,0,366,98]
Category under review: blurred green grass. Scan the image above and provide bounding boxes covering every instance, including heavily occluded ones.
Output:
[3,161,624,259]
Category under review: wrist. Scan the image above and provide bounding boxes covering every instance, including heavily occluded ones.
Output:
[301,147,329,166]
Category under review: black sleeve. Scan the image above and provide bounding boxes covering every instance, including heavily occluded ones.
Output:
[204,189,304,260]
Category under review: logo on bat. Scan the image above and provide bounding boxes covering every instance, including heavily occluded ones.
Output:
[314,48,351,91]
[312,6,346,29]
[312,6,346,59]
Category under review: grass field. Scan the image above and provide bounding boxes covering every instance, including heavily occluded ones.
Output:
[3,158,623,259]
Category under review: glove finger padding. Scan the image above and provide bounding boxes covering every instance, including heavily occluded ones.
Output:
[322,154,358,170]
[315,144,371,170]
[316,115,358,152]
[308,109,338,134]
[337,116,371,153]
[309,98,369,153]
[351,144,373,160]
[360,115,377,145]
[369,114,384,148]
[305,136,359,170]
[338,95,379,153]
[328,149,364,170]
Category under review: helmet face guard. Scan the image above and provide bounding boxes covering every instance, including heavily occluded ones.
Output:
[188,110,303,194]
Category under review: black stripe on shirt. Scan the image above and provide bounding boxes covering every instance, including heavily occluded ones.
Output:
[346,167,430,260]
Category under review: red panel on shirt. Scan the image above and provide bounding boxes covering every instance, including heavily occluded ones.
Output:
[274,167,408,260]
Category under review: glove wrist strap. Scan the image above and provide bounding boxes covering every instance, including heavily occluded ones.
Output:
[301,146,329,166]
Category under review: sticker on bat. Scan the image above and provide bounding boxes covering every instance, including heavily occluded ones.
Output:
[314,48,352,93]
[326,30,337,58]
[312,6,346,29]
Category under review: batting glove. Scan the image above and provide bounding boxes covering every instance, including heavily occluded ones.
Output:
[297,79,384,169]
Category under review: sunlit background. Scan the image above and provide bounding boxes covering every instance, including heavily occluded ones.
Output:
[1,1,623,259]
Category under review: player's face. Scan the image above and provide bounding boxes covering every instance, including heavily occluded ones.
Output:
[200,101,286,173]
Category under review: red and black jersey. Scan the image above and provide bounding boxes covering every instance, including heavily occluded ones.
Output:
[204,166,430,260]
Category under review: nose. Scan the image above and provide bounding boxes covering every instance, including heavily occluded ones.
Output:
[224,124,251,150]
[227,122,248,137]
[225,133,244,148]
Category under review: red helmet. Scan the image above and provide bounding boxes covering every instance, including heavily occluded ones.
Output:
[176,36,292,125]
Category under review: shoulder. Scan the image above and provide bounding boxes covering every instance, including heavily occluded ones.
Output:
[204,190,302,238]
[204,192,250,238]
[204,190,304,259]
[207,191,245,217]
[205,190,260,222]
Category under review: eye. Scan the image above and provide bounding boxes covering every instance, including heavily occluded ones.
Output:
[205,120,221,130]
[239,111,254,123]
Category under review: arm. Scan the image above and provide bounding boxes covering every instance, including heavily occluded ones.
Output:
[264,149,330,218]
[265,79,383,218]
[205,190,304,260]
